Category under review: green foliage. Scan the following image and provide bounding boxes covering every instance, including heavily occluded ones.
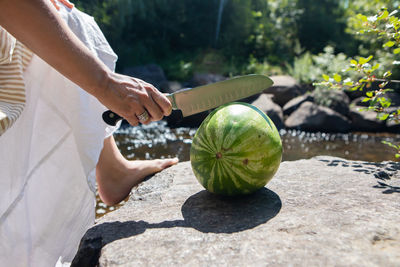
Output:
[244,55,285,76]
[287,46,349,84]
[344,0,399,16]
[72,0,345,77]
[248,0,302,64]
[297,0,350,53]
[317,5,400,159]
[382,141,400,158]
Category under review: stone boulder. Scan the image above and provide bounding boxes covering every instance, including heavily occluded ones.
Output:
[311,89,351,116]
[351,92,400,108]
[187,73,226,87]
[71,157,400,266]
[283,94,314,116]
[123,64,168,90]
[385,91,400,106]
[265,75,305,106]
[385,107,400,133]
[351,96,370,107]
[345,87,369,100]
[251,94,284,129]
[285,101,351,133]
[159,81,183,94]
[387,119,400,133]
[349,106,386,132]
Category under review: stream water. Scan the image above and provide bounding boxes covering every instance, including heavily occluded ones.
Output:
[95,120,400,217]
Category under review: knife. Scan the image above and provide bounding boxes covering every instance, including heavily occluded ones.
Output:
[102,74,273,126]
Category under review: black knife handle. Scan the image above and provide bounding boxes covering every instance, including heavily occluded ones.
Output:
[102,110,123,126]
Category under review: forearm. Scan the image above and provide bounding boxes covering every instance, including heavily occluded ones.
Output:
[0,0,110,97]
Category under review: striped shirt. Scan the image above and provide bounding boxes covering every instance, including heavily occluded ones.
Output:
[0,26,33,135]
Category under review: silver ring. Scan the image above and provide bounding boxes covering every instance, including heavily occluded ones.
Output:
[137,110,149,122]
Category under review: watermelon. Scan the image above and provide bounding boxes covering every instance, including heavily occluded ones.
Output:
[190,102,282,196]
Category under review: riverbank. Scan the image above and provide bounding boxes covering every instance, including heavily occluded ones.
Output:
[94,123,400,218]
[74,157,400,266]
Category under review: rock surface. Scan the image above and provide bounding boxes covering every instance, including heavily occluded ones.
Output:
[283,94,314,116]
[267,75,305,106]
[285,101,351,133]
[72,157,400,267]
[251,94,284,129]
[349,106,386,132]
[311,89,351,116]
[188,73,226,87]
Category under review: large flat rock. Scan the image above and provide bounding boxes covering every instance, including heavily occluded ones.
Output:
[72,157,400,267]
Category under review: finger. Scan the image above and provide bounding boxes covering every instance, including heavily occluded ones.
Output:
[152,91,173,116]
[136,109,151,124]
[124,116,139,126]
[140,80,172,116]
[131,78,165,121]
[124,113,140,126]
[137,90,164,122]
[143,95,164,122]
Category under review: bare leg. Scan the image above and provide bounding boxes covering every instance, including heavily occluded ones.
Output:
[96,135,179,206]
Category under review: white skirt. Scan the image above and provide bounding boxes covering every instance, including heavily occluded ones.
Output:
[0,5,118,266]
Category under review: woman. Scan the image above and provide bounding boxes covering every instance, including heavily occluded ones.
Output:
[0,0,178,265]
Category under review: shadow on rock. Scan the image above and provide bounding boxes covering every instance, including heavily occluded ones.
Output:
[181,188,282,233]
[71,188,281,266]
[318,158,400,194]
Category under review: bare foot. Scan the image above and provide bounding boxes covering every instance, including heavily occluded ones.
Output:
[96,136,179,206]
[97,158,179,206]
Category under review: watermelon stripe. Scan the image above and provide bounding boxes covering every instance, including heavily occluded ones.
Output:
[221,162,256,191]
[194,134,215,155]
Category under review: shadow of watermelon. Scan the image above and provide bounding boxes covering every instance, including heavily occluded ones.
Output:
[181,188,281,233]
[71,188,281,266]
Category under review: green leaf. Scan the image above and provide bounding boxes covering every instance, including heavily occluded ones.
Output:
[381,100,392,108]
[362,97,371,102]
[382,141,400,150]
[343,78,353,86]
[366,91,374,97]
[356,14,368,22]
[382,89,394,93]
[384,71,393,78]
[333,74,342,83]
[394,48,400,54]
[370,99,378,106]
[359,56,373,65]
[322,74,330,82]
[371,64,380,71]
[350,59,358,66]
[378,10,389,20]
[377,113,389,120]
[384,41,395,47]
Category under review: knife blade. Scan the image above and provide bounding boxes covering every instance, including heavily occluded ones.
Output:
[102,74,273,126]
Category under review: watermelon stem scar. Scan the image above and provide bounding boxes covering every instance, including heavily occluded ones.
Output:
[216,152,223,159]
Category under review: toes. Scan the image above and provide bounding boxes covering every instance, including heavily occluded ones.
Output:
[160,158,179,169]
